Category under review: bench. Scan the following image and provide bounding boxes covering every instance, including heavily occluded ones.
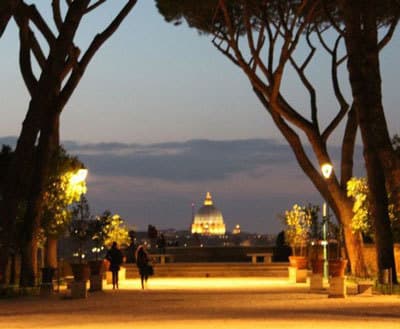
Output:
[247,253,272,264]
[150,254,174,265]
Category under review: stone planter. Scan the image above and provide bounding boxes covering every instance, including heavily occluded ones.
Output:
[288,256,308,283]
[70,263,90,299]
[309,259,325,291]
[70,263,90,282]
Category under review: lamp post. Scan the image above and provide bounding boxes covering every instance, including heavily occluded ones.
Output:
[321,163,333,279]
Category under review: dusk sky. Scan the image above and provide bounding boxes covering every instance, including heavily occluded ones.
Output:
[1,1,399,233]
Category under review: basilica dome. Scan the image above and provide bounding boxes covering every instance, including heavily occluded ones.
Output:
[191,192,226,235]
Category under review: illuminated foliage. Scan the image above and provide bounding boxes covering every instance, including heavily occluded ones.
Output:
[41,148,86,238]
[101,211,130,248]
[347,177,396,235]
[282,204,312,256]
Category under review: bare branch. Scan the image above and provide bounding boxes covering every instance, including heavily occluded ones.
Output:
[378,17,399,50]
[60,0,137,109]
[322,0,345,37]
[15,13,37,96]
[0,0,18,37]
[85,0,107,14]
[254,87,336,205]
[24,3,56,46]
[289,50,319,129]
[51,0,63,32]
[302,27,316,71]
[340,105,357,188]
[264,21,274,73]
[271,3,310,101]
[242,4,269,79]
[212,37,240,66]
[336,54,347,66]
[316,26,333,54]
[29,30,46,70]
[60,46,80,81]
[322,35,349,142]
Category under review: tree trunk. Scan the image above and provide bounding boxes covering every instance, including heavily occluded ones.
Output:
[266,104,368,277]
[0,99,42,284]
[19,112,59,287]
[340,0,397,283]
[19,238,37,287]
[341,216,367,276]
[45,237,58,269]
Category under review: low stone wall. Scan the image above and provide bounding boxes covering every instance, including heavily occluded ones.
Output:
[145,246,274,263]
[362,244,400,275]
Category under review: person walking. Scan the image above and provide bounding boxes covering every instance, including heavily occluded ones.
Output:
[157,233,166,254]
[105,241,123,289]
[135,244,153,289]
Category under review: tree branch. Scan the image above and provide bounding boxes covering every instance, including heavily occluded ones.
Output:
[29,30,46,70]
[15,13,37,96]
[212,37,240,67]
[85,0,107,14]
[340,105,357,188]
[242,4,269,79]
[254,87,339,212]
[378,16,399,51]
[289,51,319,129]
[59,0,137,109]
[322,0,345,37]
[51,0,63,32]
[24,3,56,46]
[0,0,18,37]
[322,34,349,142]
[60,45,80,81]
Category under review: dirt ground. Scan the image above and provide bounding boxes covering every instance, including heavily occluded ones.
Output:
[1,278,399,329]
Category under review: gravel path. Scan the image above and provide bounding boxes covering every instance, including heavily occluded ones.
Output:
[1,278,399,329]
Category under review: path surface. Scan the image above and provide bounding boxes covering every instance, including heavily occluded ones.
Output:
[1,278,399,329]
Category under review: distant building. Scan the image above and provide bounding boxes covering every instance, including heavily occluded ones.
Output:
[232,224,241,235]
[191,192,226,235]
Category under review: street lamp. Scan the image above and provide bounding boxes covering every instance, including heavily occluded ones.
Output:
[321,163,333,279]
[70,168,88,185]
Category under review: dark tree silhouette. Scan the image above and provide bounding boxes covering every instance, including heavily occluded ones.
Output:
[0,0,138,287]
[335,0,399,283]
[0,0,18,37]
[156,0,399,278]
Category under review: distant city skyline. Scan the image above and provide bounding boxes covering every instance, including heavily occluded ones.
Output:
[1,1,399,233]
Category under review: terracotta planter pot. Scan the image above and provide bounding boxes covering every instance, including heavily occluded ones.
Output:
[289,256,308,269]
[70,263,90,282]
[310,259,324,274]
[328,259,348,277]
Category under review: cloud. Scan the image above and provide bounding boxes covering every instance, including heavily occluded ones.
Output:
[64,139,297,182]
[66,139,322,232]
[0,137,365,233]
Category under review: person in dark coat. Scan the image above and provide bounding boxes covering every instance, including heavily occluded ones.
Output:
[157,233,166,254]
[135,244,152,289]
[105,241,123,289]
